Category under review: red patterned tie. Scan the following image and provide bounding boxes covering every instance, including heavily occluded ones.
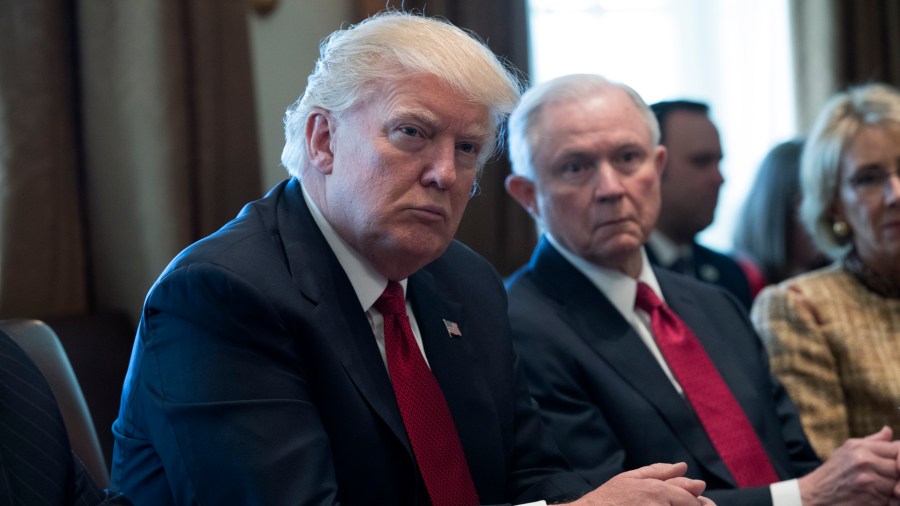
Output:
[635,282,779,487]
[374,281,480,506]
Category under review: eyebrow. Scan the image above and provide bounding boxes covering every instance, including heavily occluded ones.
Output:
[392,107,491,141]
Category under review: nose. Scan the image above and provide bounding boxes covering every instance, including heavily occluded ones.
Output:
[593,161,626,202]
[886,170,900,205]
[713,166,725,187]
[422,142,457,190]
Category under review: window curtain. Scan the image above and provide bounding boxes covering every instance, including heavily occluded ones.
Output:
[356,0,537,277]
[791,0,900,130]
[0,1,261,323]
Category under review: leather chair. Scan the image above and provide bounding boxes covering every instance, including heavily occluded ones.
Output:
[0,318,110,487]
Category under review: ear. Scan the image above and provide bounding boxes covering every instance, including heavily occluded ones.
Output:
[653,145,668,178]
[828,200,846,223]
[306,109,336,175]
[505,174,540,220]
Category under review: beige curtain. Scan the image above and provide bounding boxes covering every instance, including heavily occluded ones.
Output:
[791,0,900,131]
[0,2,89,317]
[356,0,536,277]
[0,1,261,323]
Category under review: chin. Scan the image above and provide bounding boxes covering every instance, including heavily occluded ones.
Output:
[397,237,451,264]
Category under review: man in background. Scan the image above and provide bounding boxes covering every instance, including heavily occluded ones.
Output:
[504,73,900,506]
[110,13,712,506]
[646,100,754,308]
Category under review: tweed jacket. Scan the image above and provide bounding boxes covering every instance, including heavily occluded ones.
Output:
[752,264,900,458]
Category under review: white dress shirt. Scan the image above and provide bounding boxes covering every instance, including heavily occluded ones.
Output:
[545,234,801,506]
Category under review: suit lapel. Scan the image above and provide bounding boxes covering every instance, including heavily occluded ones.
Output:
[274,179,409,451]
[529,239,735,486]
[407,268,501,489]
[659,270,787,479]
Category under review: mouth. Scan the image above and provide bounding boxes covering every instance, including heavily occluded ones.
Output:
[408,205,447,222]
[597,216,632,228]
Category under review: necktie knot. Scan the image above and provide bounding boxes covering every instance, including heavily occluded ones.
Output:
[635,282,663,313]
[374,281,406,316]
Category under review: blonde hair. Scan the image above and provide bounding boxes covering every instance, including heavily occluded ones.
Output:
[281,11,522,178]
[800,83,900,259]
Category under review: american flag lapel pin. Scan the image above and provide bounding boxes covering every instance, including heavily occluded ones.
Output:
[443,319,462,338]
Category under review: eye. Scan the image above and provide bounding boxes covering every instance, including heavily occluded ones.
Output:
[563,161,588,173]
[556,160,595,183]
[613,149,645,171]
[848,167,887,188]
[689,154,721,169]
[620,151,640,164]
[399,126,421,137]
[457,142,479,155]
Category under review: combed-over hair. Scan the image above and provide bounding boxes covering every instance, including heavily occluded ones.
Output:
[280,11,523,179]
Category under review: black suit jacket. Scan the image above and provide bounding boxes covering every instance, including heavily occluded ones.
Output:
[507,238,820,505]
[0,331,129,506]
[111,179,589,506]
[647,240,753,309]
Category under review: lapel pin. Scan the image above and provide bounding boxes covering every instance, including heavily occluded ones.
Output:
[443,319,462,338]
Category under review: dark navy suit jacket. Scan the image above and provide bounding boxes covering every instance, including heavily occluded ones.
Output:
[507,238,820,506]
[111,179,590,506]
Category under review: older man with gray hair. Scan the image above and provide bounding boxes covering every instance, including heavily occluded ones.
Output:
[111,13,713,506]
[505,73,900,506]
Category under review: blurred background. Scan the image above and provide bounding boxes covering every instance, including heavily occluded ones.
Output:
[0,0,897,466]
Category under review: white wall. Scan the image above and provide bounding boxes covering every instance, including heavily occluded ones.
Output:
[247,1,354,191]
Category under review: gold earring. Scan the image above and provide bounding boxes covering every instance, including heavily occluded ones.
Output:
[832,221,850,238]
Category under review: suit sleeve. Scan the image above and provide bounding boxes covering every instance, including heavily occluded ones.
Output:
[509,302,628,486]
[752,283,845,460]
[118,263,341,505]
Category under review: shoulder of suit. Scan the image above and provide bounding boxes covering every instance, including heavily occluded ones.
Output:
[655,266,737,300]
[692,242,741,268]
[762,263,861,305]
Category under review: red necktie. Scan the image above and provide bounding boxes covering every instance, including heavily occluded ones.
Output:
[374,281,480,506]
[635,282,779,487]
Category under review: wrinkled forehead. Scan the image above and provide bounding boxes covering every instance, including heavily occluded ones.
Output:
[369,73,499,122]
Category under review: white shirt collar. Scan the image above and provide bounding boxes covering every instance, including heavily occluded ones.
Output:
[301,183,406,309]
[545,233,666,313]
[647,231,692,268]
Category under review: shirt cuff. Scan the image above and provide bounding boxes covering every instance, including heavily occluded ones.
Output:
[517,502,547,506]
[771,478,802,506]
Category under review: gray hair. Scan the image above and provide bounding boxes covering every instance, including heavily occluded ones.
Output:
[799,82,900,259]
[507,74,659,179]
[281,11,523,178]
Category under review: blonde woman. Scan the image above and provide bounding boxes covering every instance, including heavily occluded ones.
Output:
[752,83,900,459]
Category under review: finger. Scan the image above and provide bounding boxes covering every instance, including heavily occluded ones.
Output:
[699,496,718,506]
[619,462,689,480]
[665,476,706,497]
[864,463,900,488]
[852,467,900,498]
[862,440,900,459]
[862,453,900,480]
[839,438,900,465]
[864,426,893,442]
[661,483,707,506]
